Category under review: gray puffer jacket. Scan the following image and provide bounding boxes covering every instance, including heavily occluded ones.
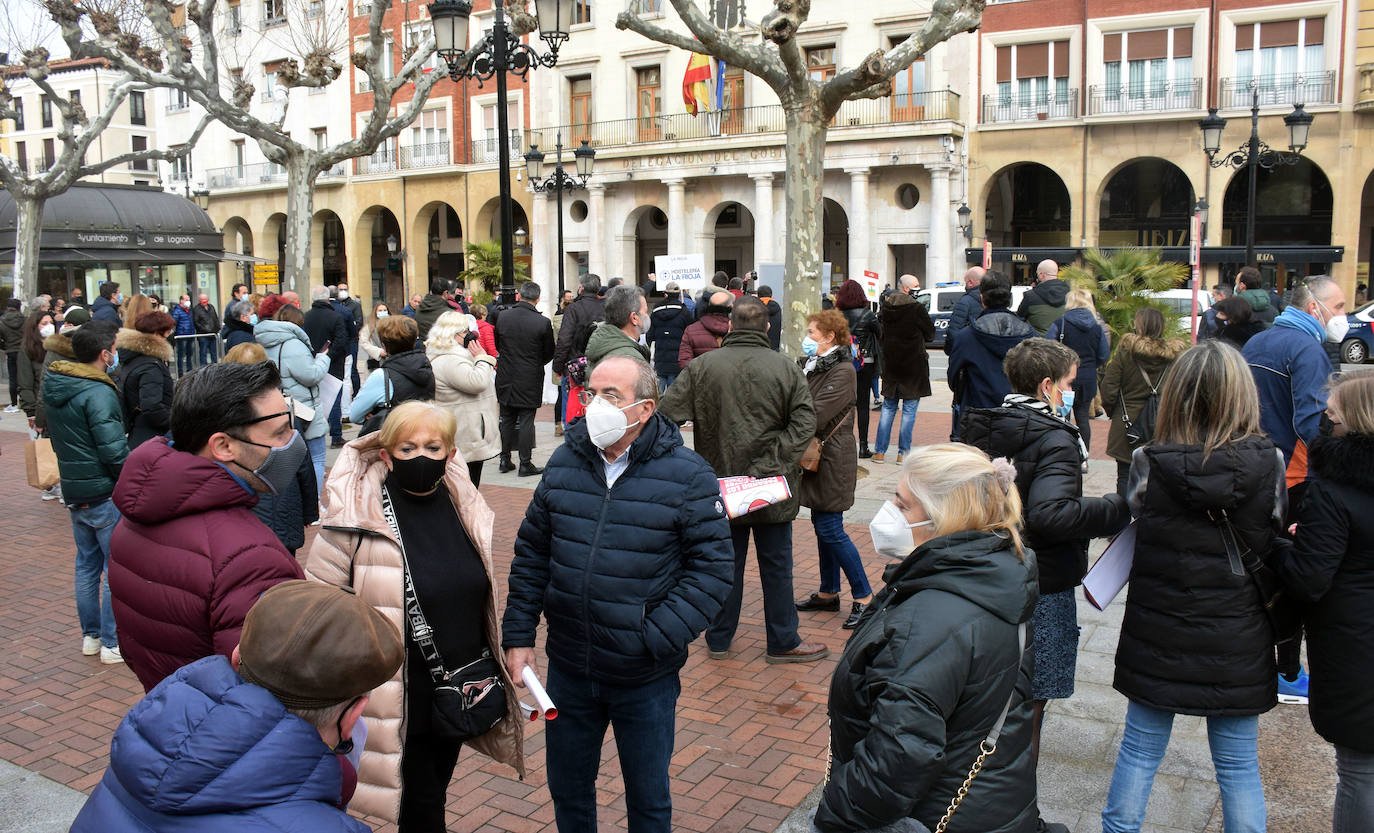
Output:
[254,319,331,440]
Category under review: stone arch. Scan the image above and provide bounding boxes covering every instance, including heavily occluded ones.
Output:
[409,200,465,286]
[352,206,404,311]
[700,200,757,280]
[1222,157,1333,289]
[1095,157,1196,248]
[261,213,288,275]
[823,198,848,285]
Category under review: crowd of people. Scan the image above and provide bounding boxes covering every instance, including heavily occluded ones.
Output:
[10,261,1374,833]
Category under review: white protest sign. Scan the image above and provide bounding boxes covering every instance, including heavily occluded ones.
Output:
[861,270,882,302]
[654,254,707,292]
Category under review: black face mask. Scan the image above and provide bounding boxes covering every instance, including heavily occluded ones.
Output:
[1319,411,1337,437]
[387,454,448,494]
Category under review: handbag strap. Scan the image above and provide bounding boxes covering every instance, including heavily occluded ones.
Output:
[1207,508,1252,578]
[1137,365,1158,395]
[818,413,847,448]
[380,484,451,684]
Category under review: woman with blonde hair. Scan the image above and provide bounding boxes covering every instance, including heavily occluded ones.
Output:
[1046,288,1110,448]
[1099,306,1188,496]
[1280,371,1374,831]
[307,400,524,829]
[816,443,1038,833]
[426,310,500,486]
[793,309,872,629]
[1103,339,1279,833]
[121,293,154,330]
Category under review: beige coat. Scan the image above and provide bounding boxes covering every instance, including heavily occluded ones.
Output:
[304,434,525,823]
[428,344,500,463]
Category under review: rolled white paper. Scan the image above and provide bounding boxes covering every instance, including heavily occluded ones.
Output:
[521,666,558,720]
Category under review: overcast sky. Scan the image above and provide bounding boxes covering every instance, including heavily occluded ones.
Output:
[4,0,69,61]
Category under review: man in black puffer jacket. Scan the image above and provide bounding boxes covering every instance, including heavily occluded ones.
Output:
[503,355,732,833]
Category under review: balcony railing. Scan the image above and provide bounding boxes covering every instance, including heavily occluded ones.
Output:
[981,89,1079,124]
[401,141,450,169]
[1219,72,1336,109]
[1087,78,1202,116]
[472,130,522,163]
[204,161,345,188]
[524,91,960,152]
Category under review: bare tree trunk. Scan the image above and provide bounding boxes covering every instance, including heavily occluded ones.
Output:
[12,196,43,304]
[283,158,318,297]
[781,103,827,355]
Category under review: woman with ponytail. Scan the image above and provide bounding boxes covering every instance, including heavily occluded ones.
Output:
[815,444,1042,833]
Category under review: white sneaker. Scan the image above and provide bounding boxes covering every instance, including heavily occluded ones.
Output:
[3,405,18,413]
[100,645,124,665]
[41,486,61,501]
[82,636,100,656]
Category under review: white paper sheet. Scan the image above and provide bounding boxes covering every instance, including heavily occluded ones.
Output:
[317,372,344,422]
[1083,521,1136,611]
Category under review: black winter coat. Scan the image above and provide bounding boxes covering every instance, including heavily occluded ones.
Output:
[376,349,435,406]
[817,531,1038,833]
[303,301,349,378]
[552,291,604,372]
[0,309,25,353]
[115,330,175,449]
[947,309,1036,410]
[221,318,256,350]
[646,298,692,377]
[494,301,555,410]
[1116,438,1283,716]
[841,306,880,368]
[191,302,219,334]
[878,292,935,400]
[502,412,734,686]
[1280,433,1374,752]
[763,299,783,351]
[961,405,1127,594]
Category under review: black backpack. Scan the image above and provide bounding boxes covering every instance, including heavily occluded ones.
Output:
[1121,365,1160,448]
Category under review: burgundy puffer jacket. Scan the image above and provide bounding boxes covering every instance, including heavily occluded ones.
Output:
[677,313,731,370]
[109,438,304,692]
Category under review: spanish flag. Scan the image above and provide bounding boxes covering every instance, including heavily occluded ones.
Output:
[683,52,713,116]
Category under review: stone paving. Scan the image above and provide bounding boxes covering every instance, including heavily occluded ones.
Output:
[0,352,1341,832]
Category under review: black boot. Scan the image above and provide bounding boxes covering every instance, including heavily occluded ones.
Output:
[498,457,515,473]
[859,443,873,459]
[518,462,544,477]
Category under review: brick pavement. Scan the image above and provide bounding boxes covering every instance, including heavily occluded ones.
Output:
[0,389,1340,833]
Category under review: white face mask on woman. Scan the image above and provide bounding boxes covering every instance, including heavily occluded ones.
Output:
[868,500,934,560]
[39,323,55,338]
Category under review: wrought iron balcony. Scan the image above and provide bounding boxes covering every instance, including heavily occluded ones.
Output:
[203,161,346,189]
[981,89,1080,124]
[1087,78,1203,116]
[524,91,961,153]
[1218,72,1335,109]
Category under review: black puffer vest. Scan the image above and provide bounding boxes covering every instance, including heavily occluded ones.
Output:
[376,349,435,406]
[1114,437,1281,716]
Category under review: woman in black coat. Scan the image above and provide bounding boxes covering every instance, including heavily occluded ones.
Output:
[1212,296,1265,350]
[1280,371,1374,833]
[817,444,1038,833]
[961,339,1127,762]
[1103,340,1279,833]
[834,279,879,457]
[117,311,176,449]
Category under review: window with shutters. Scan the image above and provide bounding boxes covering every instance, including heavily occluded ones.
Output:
[15,142,26,174]
[1096,27,1197,114]
[41,95,53,128]
[130,90,146,124]
[12,98,23,131]
[131,136,149,170]
[636,66,662,141]
[569,75,593,143]
[988,41,1073,123]
[887,36,926,121]
[1231,18,1330,107]
[410,108,449,166]
[43,138,55,169]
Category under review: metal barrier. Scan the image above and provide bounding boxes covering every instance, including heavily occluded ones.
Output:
[172,333,222,375]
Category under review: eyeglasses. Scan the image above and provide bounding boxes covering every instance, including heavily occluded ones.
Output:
[236,409,291,427]
[578,389,627,407]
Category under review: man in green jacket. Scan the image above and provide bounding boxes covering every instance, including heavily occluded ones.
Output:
[659,296,827,664]
[43,319,129,665]
[586,284,651,373]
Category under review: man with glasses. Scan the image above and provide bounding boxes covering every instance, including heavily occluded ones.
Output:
[503,355,733,833]
[108,361,306,692]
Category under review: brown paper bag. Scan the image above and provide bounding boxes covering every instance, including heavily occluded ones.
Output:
[25,438,60,490]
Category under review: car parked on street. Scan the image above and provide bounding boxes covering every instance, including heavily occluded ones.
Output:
[917,284,1030,347]
[1339,301,1374,364]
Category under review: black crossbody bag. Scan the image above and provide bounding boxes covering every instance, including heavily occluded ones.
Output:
[381,485,507,742]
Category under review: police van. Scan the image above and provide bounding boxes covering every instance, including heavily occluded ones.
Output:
[916,283,1031,347]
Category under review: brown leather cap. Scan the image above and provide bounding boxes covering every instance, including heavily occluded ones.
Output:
[237,580,403,709]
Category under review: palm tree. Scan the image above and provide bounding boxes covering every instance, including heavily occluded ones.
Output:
[458,240,530,295]
[1062,248,1188,341]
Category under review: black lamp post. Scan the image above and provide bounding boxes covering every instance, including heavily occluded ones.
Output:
[525,133,595,296]
[956,202,973,245]
[1199,89,1314,268]
[429,0,573,304]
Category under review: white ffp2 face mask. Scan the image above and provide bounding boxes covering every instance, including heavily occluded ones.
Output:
[585,396,646,450]
[868,500,934,560]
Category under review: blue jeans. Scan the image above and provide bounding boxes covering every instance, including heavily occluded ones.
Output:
[707,522,801,655]
[175,339,194,375]
[657,373,677,394]
[306,435,326,495]
[197,336,216,366]
[874,397,920,456]
[327,391,344,442]
[69,499,120,648]
[811,511,872,599]
[1103,701,1265,833]
[545,663,680,833]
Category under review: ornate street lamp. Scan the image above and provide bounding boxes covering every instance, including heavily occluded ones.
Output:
[430,0,573,304]
[1199,91,1315,268]
[526,134,595,295]
[956,202,973,244]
